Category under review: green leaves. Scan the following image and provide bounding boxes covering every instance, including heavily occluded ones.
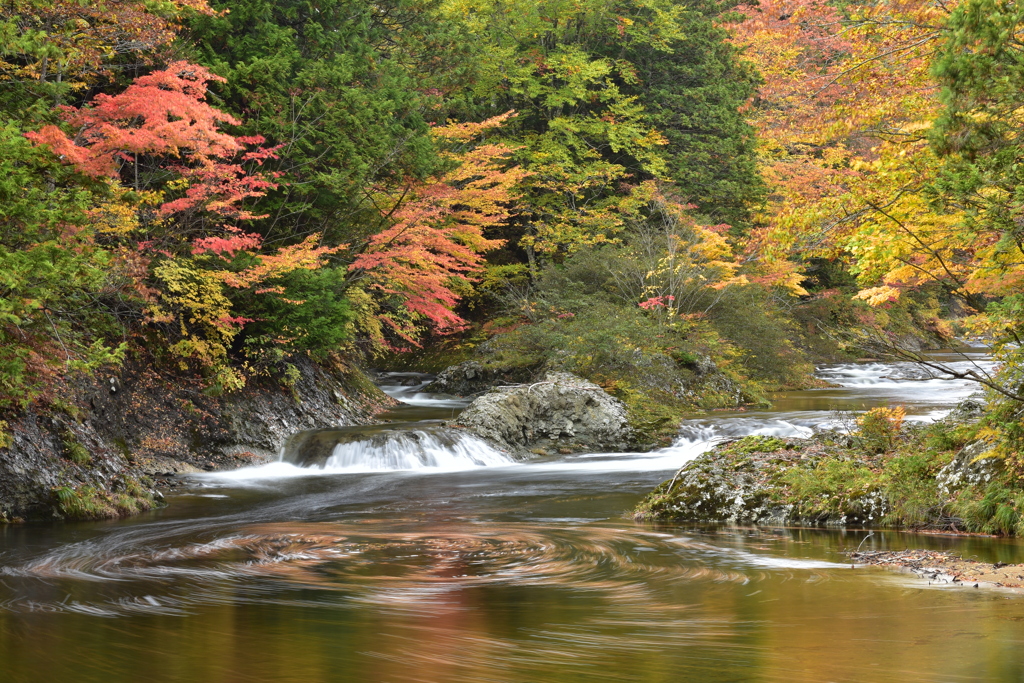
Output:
[0,114,126,408]
[187,0,455,244]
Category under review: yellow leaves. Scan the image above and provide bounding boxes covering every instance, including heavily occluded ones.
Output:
[773,270,809,296]
[87,186,164,236]
[89,198,139,236]
[731,0,956,291]
[850,159,880,172]
[149,231,340,381]
[857,405,906,451]
[165,177,191,191]
[853,285,901,306]
[431,111,518,143]
[152,259,235,344]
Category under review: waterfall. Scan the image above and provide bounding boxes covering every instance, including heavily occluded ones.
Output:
[280,425,515,472]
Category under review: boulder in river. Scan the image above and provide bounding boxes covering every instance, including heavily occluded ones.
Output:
[633,434,889,526]
[423,361,534,397]
[452,371,633,457]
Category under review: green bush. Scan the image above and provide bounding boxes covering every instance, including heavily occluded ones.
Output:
[704,285,816,389]
[52,476,155,520]
[880,450,949,527]
[236,267,353,360]
[952,483,1024,537]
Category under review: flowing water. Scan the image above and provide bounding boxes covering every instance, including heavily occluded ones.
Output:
[3,351,1024,683]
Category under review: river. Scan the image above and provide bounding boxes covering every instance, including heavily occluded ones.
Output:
[2,351,1023,682]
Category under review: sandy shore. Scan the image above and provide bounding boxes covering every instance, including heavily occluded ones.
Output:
[850,549,1024,590]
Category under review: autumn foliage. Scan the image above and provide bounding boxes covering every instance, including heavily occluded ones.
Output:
[349,112,527,347]
[26,61,278,221]
[8,0,1024,448]
[23,61,342,388]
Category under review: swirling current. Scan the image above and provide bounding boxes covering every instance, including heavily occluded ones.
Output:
[3,351,1024,683]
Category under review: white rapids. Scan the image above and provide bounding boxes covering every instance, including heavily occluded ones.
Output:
[200,352,993,481]
[314,430,513,472]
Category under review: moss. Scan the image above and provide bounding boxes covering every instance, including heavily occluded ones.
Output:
[720,435,791,456]
[0,420,11,449]
[62,431,91,465]
[112,437,134,463]
[376,336,480,373]
[633,475,736,522]
[633,418,1002,530]
[52,476,155,521]
[779,459,881,521]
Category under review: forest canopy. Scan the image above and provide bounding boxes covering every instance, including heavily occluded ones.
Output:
[3,0,1024,458]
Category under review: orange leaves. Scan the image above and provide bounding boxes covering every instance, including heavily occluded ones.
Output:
[429,110,517,143]
[29,62,240,177]
[216,235,342,290]
[350,113,526,343]
[191,229,263,257]
[27,61,280,221]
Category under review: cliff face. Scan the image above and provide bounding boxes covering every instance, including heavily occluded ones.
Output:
[0,356,394,522]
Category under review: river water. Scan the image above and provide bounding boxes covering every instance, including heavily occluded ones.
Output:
[2,351,1024,682]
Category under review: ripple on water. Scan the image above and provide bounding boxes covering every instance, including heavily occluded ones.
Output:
[0,522,848,616]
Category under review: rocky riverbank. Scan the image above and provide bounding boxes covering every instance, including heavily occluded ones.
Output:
[0,355,394,522]
[633,403,1021,535]
[850,549,1024,590]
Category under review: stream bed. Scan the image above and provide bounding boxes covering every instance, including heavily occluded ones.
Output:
[2,351,1023,682]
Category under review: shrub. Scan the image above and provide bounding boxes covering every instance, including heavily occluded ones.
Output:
[857,406,906,453]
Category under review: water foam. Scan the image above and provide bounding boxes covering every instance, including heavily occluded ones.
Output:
[318,430,513,472]
[202,428,515,482]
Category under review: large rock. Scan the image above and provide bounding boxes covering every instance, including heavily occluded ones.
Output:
[423,361,534,397]
[945,395,986,424]
[936,440,1002,497]
[633,435,889,526]
[452,371,633,456]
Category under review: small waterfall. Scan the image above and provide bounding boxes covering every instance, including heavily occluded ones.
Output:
[676,418,813,444]
[281,425,514,472]
[653,418,816,469]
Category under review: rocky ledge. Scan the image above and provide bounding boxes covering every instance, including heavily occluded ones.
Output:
[850,550,1024,590]
[0,355,394,522]
[452,371,634,457]
[633,430,1002,529]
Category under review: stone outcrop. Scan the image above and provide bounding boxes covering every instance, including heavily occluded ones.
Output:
[935,440,1002,497]
[423,361,534,397]
[633,434,893,526]
[452,371,634,457]
[0,356,394,521]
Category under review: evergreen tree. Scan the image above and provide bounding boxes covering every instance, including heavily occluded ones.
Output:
[932,0,1024,243]
[623,0,764,229]
[187,0,471,245]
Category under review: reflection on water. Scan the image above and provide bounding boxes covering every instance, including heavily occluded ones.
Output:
[2,353,1022,683]
[2,519,1024,682]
